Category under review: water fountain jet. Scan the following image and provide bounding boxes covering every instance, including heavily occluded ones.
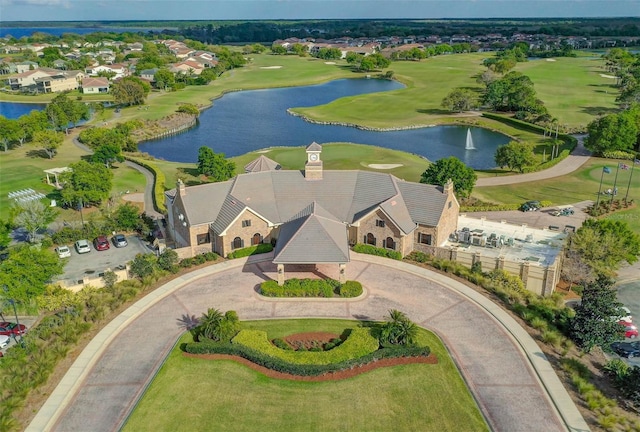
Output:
[465,128,476,150]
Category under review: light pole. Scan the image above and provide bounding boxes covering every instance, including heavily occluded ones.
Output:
[594,166,610,211]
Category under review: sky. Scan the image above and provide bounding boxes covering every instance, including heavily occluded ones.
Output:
[0,0,638,22]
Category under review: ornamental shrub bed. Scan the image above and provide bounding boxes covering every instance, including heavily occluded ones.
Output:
[230,328,379,365]
[183,340,430,377]
[227,243,273,259]
[352,243,402,260]
[338,281,363,298]
[260,279,362,298]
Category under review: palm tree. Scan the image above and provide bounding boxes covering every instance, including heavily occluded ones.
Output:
[196,308,240,342]
[380,309,418,346]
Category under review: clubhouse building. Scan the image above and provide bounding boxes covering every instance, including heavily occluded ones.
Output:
[166,143,460,283]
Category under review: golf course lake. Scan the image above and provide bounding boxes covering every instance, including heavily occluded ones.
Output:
[139,78,511,169]
[0,101,47,119]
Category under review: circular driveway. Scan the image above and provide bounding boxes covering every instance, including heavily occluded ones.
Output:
[30,254,587,432]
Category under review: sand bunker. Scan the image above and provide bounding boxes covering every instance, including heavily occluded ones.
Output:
[260,66,283,69]
[546,58,556,62]
[368,164,403,169]
[600,74,617,79]
[324,62,336,65]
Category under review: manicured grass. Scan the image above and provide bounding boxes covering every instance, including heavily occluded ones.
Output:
[514,56,619,129]
[123,319,488,432]
[473,157,640,233]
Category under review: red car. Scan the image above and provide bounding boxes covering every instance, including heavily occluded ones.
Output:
[620,321,639,339]
[93,236,110,251]
[0,322,27,336]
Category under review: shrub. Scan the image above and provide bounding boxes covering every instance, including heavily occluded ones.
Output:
[231,328,379,365]
[179,257,194,268]
[272,338,293,350]
[184,340,430,377]
[601,150,635,160]
[352,243,402,260]
[227,243,273,259]
[203,252,218,261]
[339,281,363,298]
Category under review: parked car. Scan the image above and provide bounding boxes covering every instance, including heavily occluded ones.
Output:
[0,335,9,349]
[0,322,27,336]
[112,233,128,248]
[520,201,541,212]
[611,341,640,358]
[619,320,638,339]
[617,306,633,323]
[75,239,91,254]
[55,245,71,258]
[93,236,110,251]
[551,207,574,217]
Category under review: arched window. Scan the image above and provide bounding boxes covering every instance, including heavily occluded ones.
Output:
[365,233,376,246]
[233,236,243,249]
[252,233,262,245]
[384,237,395,250]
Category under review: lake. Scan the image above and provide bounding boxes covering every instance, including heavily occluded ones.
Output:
[0,26,164,38]
[0,102,47,119]
[139,78,511,169]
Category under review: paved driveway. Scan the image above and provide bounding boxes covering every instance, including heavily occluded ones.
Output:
[32,255,586,432]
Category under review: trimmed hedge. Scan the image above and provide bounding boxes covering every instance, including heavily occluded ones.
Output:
[352,243,402,260]
[230,328,379,365]
[183,340,431,377]
[339,280,363,298]
[123,156,167,214]
[227,243,273,259]
[260,278,336,297]
[601,150,637,160]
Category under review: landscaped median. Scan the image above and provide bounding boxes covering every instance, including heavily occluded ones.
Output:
[259,278,363,298]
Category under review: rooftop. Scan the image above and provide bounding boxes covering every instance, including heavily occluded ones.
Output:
[446,215,569,267]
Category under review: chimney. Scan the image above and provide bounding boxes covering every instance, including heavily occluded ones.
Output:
[444,178,454,195]
[177,178,186,196]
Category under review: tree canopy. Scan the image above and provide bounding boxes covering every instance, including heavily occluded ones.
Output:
[570,275,625,353]
[32,129,64,159]
[111,76,150,106]
[586,111,639,155]
[60,160,113,207]
[420,156,477,198]
[482,71,546,115]
[494,141,537,173]
[197,146,236,182]
[13,200,58,243]
[0,245,64,303]
[441,88,478,112]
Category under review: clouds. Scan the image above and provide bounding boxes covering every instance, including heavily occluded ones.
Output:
[0,0,637,22]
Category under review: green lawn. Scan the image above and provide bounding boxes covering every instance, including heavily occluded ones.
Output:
[123,319,488,432]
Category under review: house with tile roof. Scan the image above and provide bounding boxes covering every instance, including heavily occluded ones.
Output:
[166,143,459,283]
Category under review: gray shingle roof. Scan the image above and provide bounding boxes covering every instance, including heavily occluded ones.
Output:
[396,181,448,226]
[274,202,349,264]
[244,155,281,173]
[178,180,234,226]
[306,142,322,152]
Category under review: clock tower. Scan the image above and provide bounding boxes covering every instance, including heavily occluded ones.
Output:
[305,142,323,180]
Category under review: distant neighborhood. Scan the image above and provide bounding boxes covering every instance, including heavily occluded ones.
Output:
[1,28,638,95]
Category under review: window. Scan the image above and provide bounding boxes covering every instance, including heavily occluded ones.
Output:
[242,219,251,228]
[419,233,432,245]
[383,237,395,250]
[252,233,262,245]
[365,233,376,246]
[376,219,385,227]
[448,201,452,209]
[232,237,244,249]
[196,233,210,245]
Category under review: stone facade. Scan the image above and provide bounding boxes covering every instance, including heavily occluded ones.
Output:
[356,209,404,252]
[217,208,272,257]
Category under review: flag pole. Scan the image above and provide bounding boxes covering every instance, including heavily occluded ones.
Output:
[595,166,609,210]
[609,163,621,212]
[625,160,638,202]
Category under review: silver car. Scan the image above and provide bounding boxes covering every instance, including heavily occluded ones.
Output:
[75,239,91,254]
[112,234,128,248]
[55,245,71,258]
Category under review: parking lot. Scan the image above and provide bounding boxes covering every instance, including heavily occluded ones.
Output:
[54,234,152,286]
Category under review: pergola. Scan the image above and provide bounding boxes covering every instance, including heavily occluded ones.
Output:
[44,167,71,189]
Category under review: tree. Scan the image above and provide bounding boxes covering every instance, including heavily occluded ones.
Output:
[13,200,58,243]
[60,160,113,207]
[0,116,20,152]
[441,88,478,112]
[114,203,141,231]
[561,251,594,292]
[570,275,624,353]
[197,146,236,182]
[157,249,179,273]
[196,308,239,342]
[111,76,149,106]
[102,270,118,289]
[0,245,64,303]
[176,103,200,116]
[0,219,11,249]
[45,92,89,133]
[270,44,287,55]
[91,142,124,168]
[586,112,638,155]
[420,157,477,198]
[482,71,544,114]
[32,129,64,159]
[379,309,418,346]
[16,110,49,147]
[570,219,640,277]
[154,68,175,91]
[129,253,158,279]
[494,141,537,173]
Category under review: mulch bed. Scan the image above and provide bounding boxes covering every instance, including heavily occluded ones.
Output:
[183,331,438,382]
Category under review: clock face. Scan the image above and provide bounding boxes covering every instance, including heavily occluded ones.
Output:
[310,153,318,161]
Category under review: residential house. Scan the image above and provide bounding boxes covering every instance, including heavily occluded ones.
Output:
[170,61,204,76]
[85,63,128,79]
[53,59,68,70]
[139,68,159,83]
[7,67,57,90]
[15,61,39,73]
[81,77,110,94]
[35,70,84,93]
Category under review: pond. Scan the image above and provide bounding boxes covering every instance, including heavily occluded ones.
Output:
[138,79,511,169]
[0,101,47,119]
